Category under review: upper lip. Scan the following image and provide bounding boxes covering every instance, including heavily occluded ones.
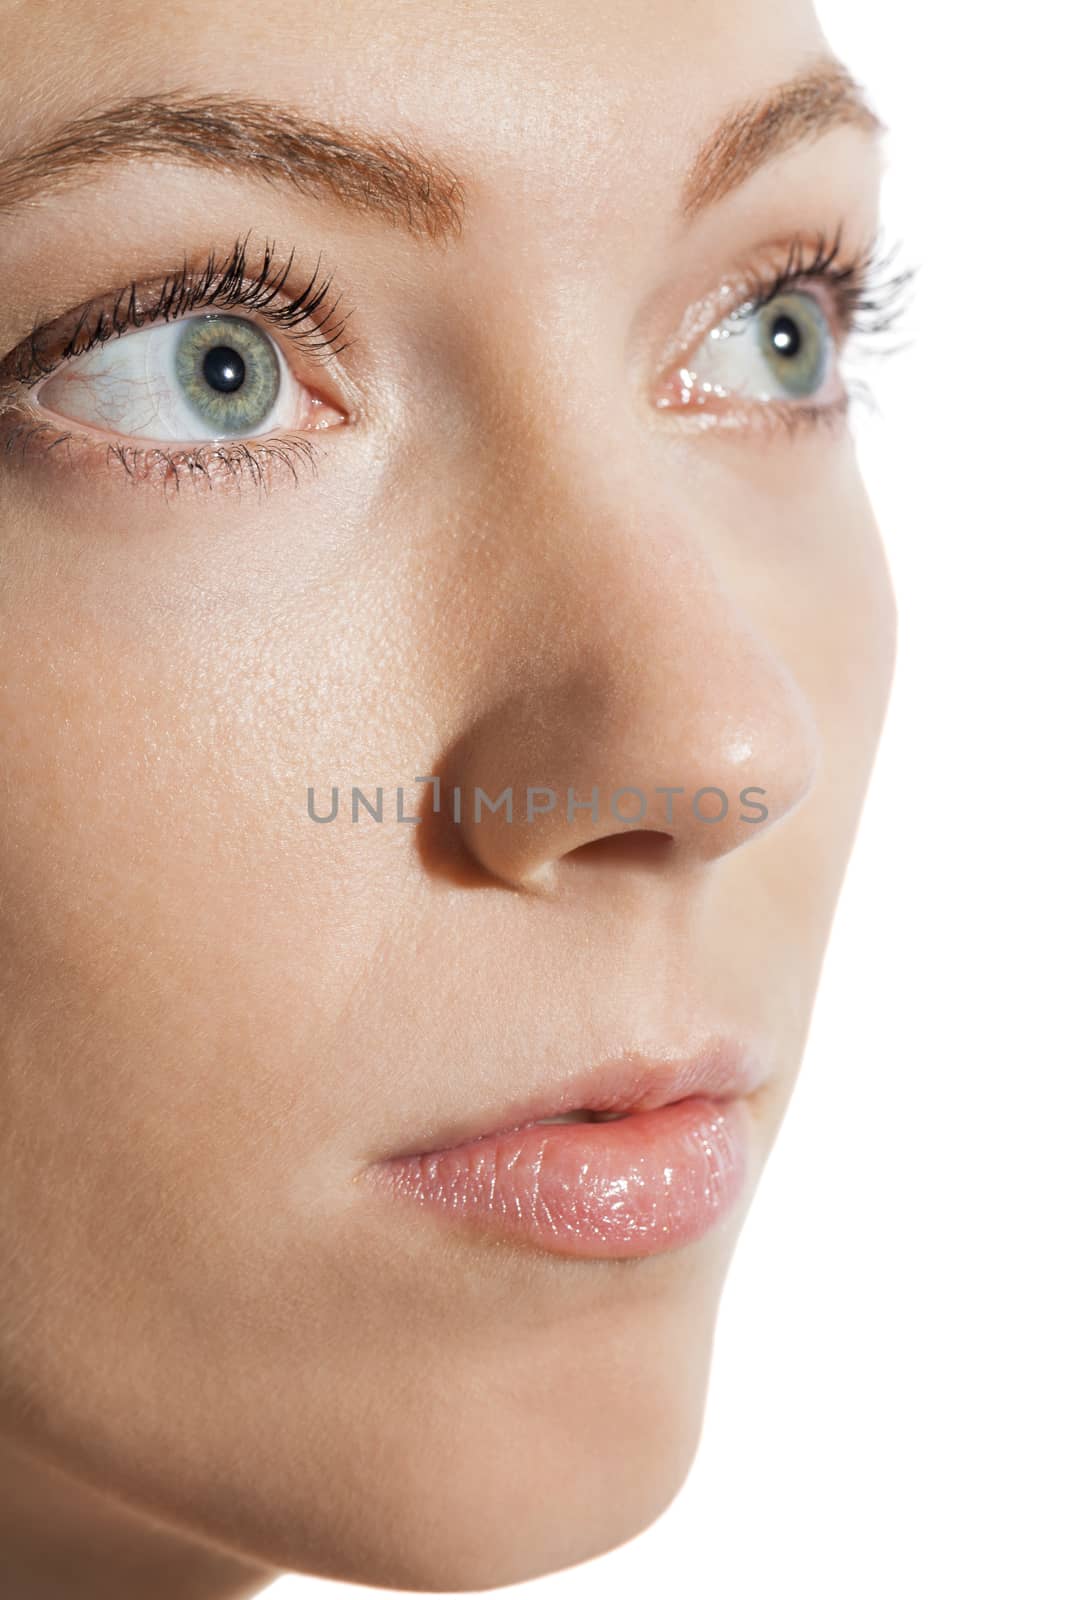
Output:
[380,1032,768,1161]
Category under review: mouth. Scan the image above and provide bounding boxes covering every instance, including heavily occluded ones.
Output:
[533,1109,626,1124]
[363,1039,763,1261]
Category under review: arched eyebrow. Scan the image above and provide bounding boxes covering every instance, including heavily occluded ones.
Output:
[0,92,468,241]
[0,59,881,240]
[681,59,884,216]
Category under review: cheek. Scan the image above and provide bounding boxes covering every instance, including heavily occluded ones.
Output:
[777,463,897,889]
[0,584,405,1468]
[718,442,898,754]
[671,454,897,1088]
[0,500,465,1320]
[0,591,325,1171]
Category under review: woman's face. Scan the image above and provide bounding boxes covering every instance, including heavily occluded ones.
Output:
[0,0,896,1591]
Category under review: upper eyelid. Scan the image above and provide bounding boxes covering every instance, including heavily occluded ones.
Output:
[0,239,353,392]
[656,227,909,383]
[705,241,862,339]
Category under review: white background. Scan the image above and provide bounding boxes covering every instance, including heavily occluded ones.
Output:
[272,3,1065,1595]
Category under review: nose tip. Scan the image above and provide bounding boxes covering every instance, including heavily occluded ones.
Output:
[424,637,820,892]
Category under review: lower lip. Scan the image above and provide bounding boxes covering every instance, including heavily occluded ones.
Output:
[370,1096,746,1260]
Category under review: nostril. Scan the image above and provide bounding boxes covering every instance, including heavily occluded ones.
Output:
[564,830,676,868]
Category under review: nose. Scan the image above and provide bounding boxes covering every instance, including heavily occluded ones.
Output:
[434,472,820,893]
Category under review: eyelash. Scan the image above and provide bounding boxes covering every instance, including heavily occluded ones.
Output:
[0,234,350,492]
[0,225,915,494]
[9,232,350,384]
[666,225,915,436]
[740,226,913,347]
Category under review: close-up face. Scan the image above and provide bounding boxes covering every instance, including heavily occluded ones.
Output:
[0,0,901,1593]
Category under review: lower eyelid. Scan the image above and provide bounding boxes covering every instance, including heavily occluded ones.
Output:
[660,391,851,435]
[0,410,326,495]
[4,379,849,493]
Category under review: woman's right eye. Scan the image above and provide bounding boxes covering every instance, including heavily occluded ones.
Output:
[32,311,341,443]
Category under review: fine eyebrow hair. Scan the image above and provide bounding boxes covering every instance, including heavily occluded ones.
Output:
[0,92,467,242]
[681,59,884,216]
[0,59,881,240]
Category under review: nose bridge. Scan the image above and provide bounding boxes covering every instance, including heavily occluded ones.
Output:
[433,459,821,890]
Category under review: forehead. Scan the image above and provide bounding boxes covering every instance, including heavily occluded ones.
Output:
[4,0,826,194]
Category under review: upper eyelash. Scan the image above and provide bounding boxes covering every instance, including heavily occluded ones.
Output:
[3,232,352,388]
[0,223,915,480]
[725,224,917,351]
[655,226,915,435]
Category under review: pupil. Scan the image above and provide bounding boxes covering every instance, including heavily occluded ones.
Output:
[770,314,802,359]
[201,345,246,393]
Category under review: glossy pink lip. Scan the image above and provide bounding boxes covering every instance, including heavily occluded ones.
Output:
[366,1043,761,1260]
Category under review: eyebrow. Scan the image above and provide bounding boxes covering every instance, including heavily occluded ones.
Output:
[681,59,884,216]
[0,59,881,241]
[0,93,467,241]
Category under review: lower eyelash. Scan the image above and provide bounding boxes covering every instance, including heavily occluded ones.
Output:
[669,389,853,439]
[1,417,320,495]
[107,434,321,494]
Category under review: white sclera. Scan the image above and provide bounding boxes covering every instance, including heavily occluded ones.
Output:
[35,315,297,442]
[684,297,830,403]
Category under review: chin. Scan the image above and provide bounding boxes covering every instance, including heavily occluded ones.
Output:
[207,1255,721,1593]
[295,1381,707,1592]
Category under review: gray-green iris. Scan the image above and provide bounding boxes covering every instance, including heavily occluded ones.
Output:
[173,314,280,435]
[756,292,830,398]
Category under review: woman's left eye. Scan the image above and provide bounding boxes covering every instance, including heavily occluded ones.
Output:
[33,312,332,442]
[666,289,839,411]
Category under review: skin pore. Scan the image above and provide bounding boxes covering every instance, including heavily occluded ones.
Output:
[0,1,899,1595]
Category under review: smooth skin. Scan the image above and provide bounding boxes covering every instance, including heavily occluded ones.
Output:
[0,0,896,1594]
